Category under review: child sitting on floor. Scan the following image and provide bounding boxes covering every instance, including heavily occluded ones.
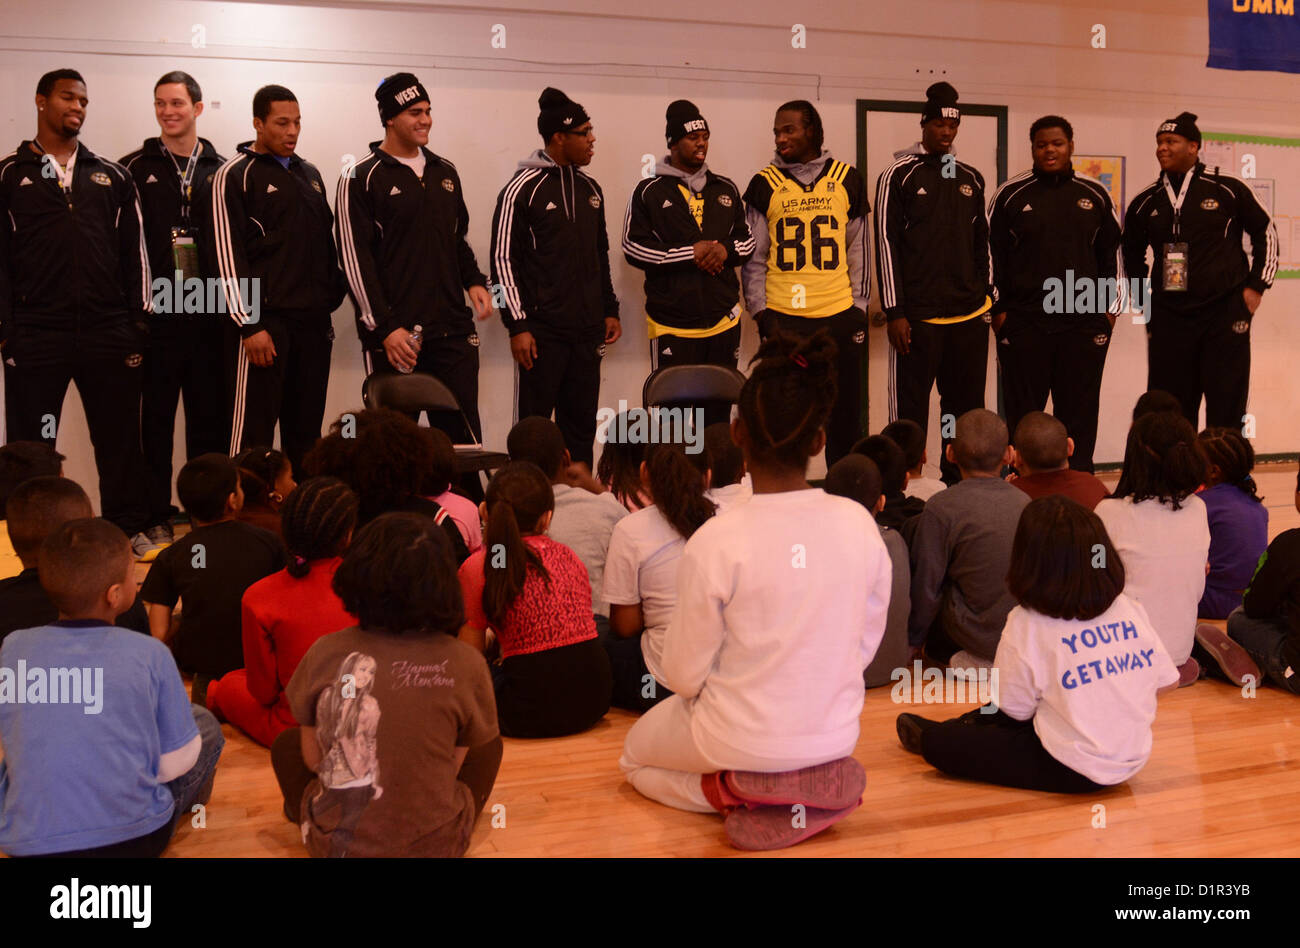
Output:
[602,440,716,712]
[1194,427,1268,620]
[458,462,612,738]
[702,422,751,514]
[882,419,946,503]
[421,426,483,554]
[208,478,360,746]
[824,454,911,688]
[234,446,295,537]
[1221,470,1300,695]
[597,410,652,512]
[1095,411,1209,685]
[140,454,286,708]
[274,513,502,857]
[0,518,223,856]
[908,410,1029,668]
[897,495,1179,793]
[619,332,891,851]
[1,476,149,643]
[507,416,628,640]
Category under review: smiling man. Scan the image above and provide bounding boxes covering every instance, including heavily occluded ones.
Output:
[490,87,620,470]
[741,100,869,466]
[987,115,1122,474]
[1123,111,1277,430]
[876,82,994,484]
[121,71,227,547]
[336,73,494,447]
[623,100,754,382]
[210,84,346,477]
[0,68,154,557]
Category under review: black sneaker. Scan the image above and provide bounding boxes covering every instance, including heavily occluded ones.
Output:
[896,713,937,755]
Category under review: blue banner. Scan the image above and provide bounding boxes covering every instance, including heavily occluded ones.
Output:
[1207,0,1300,74]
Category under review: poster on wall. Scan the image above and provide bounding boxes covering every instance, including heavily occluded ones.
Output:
[1202,132,1299,279]
[1207,0,1300,75]
[1073,156,1126,215]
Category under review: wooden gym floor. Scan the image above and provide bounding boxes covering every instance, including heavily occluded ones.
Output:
[156,464,1300,858]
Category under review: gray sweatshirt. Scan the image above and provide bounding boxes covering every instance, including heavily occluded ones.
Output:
[740,149,869,315]
[654,155,710,193]
[908,476,1030,660]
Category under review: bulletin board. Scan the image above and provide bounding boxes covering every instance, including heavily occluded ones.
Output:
[1200,132,1300,278]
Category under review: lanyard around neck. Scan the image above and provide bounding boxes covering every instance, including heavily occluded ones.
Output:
[161,138,201,221]
[1161,168,1195,238]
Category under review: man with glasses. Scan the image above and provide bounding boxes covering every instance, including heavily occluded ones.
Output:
[490,87,620,469]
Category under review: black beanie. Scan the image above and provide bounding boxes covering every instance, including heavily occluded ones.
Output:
[375,73,429,124]
[666,99,708,145]
[921,81,961,124]
[537,87,590,142]
[1157,111,1201,145]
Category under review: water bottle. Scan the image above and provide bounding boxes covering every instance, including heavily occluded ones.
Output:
[400,324,423,374]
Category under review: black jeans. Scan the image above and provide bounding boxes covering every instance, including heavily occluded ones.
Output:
[602,632,673,713]
[3,343,152,535]
[997,315,1111,473]
[226,311,333,477]
[515,332,604,469]
[142,319,230,526]
[1147,291,1253,430]
[889,315,990,484]
[919,707,1106,793]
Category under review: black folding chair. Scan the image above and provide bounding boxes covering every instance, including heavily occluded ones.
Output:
[361,372,509,477]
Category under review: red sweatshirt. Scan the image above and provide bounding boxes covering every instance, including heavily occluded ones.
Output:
[241,557,357,720]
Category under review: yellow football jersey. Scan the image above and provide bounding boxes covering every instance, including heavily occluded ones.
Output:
[754,160,862,318]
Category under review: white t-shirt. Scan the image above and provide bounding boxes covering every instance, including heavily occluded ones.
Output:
[393,152,426,179]
[548,485,628,616]
[904,476,946,502]
[994,595,1179,785]
[661,488,891,765]
[704,479,752,515]
[1095,495,1210,665]
[601,505,686,683]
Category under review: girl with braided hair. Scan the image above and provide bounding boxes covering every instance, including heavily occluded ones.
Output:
[207,477,359,746]
[1194,427,1268,620]
[602,439,716,713]
[619,330,892,850]
[457,461,612,737]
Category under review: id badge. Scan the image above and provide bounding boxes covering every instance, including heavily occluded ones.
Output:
[1162,242,1188,292]
[171,228,200,282]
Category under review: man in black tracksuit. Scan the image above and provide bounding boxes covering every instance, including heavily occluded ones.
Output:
[1123,111,1277,429]
[491,88,620,469]
[876,82,996,484]
[210,84,346,476]
[0,68,153,550]
[988,115,1123,473]
[623,100,755,380]
[336,73,494,445]
[122,70,226,544]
